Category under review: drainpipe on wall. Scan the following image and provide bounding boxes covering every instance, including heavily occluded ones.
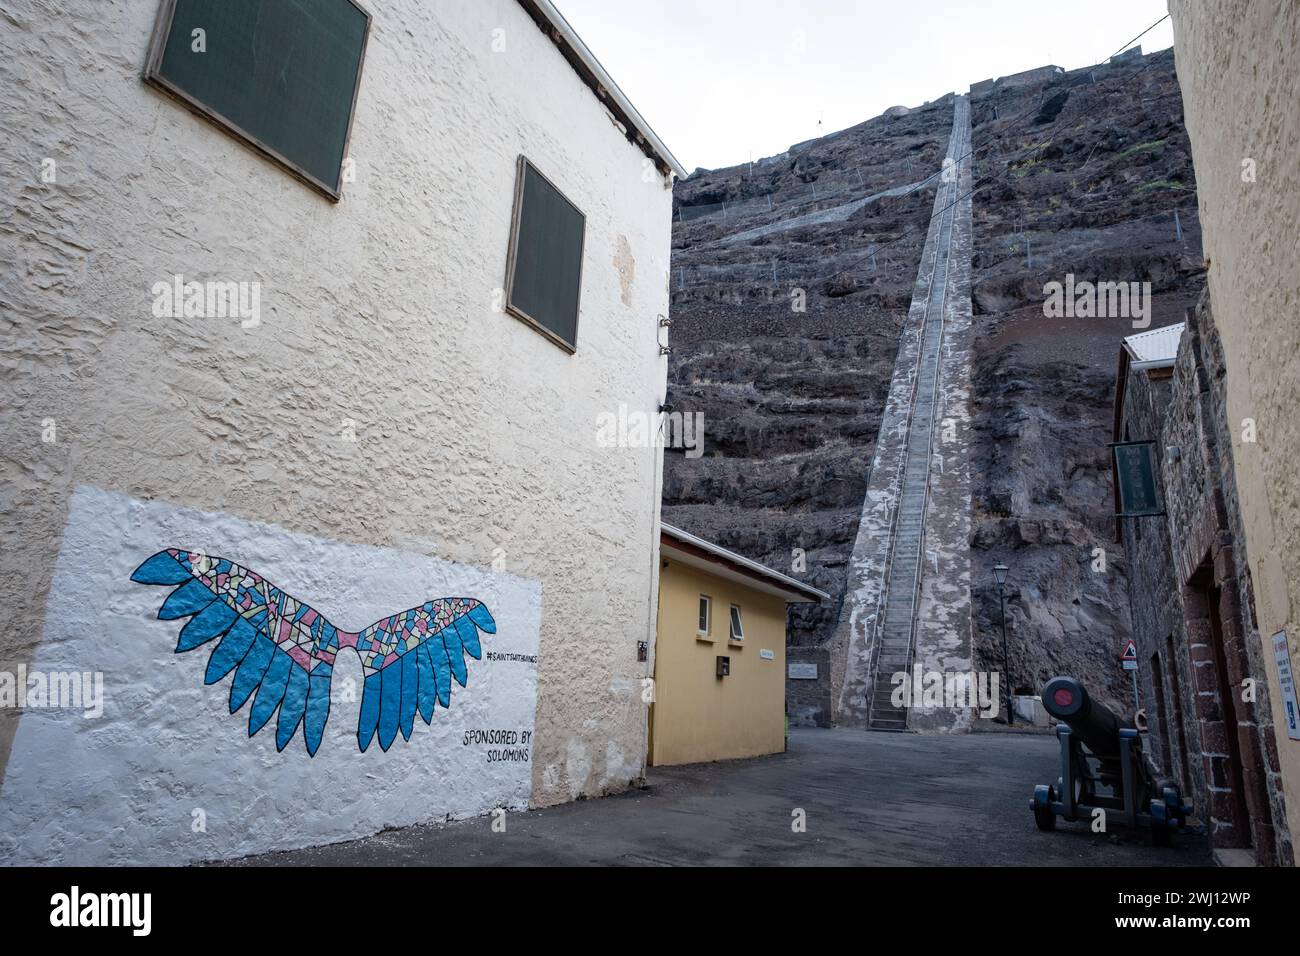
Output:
[638,332,671,785]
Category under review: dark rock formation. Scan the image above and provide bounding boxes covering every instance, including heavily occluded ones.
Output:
[968,48,1205,706]
[665,49,1206,707]
[664,100,954,646]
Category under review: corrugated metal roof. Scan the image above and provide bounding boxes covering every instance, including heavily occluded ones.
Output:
[1123,321,1185,367]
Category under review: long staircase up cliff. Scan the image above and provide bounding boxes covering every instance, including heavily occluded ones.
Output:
[832,95,974,732]
[665,48,1204,728]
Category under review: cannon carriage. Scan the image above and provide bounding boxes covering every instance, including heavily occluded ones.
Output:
[1030,676,1192,845]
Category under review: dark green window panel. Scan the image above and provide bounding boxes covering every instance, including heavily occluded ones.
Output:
[145,0,370,200]
[505,157,587,352]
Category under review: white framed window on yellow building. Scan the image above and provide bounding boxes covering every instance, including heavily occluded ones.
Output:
[698,594,712,636]
[729,604,744,642]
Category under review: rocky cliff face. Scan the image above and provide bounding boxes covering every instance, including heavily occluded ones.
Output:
[967,49,1205,706]
[663,99,953,646]
[665,48,1205,706]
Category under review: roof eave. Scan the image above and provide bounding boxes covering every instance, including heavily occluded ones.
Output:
[660,524,829,604]
[515,0,688,179]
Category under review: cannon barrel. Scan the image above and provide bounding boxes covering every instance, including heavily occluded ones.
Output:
[1032,675,1187,842]
[1041,676,1132,761]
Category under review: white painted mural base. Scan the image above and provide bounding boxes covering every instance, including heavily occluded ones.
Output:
[0,486,541,865]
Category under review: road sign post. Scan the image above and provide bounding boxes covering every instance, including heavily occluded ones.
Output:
[1120,638,1139,708]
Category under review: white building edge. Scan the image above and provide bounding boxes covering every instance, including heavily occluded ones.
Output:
[0,0,682,863]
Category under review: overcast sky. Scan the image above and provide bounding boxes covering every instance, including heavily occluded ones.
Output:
[551,0,1175,172]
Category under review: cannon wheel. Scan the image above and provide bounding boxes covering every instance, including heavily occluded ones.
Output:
[1162,786,1187,828]
[1149,799,1172,846]
[1033,785,1055,831]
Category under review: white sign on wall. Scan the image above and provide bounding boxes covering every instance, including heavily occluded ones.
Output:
[0,486,542,865]
[1273,631,1300,741]
[788,662,818,680]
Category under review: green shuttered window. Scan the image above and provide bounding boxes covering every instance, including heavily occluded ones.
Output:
[144,0,371,200]
[504,157,587,352]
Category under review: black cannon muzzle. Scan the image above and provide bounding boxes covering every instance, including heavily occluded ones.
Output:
[1041,675,1132,762]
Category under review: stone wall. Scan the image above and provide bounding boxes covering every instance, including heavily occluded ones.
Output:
[1195,295,1292,863]
[1170,0,1300,851]
[1119,292,1292,864]
[1161,296,1290,863]
[1119,366,1209,818]
[785,645,833,728]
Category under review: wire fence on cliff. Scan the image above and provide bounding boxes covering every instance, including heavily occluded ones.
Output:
[671,200,1198,299]
[671,15,1192,299]
[675,155,940,226]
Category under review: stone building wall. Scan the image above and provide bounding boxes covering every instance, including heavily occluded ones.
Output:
[785,645,832,728]
[1162,296,1291,864]
[1170,0,1300,851]
[1119,368,1208,818]
[1119,292,1292,865]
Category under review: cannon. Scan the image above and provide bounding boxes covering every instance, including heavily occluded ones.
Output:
[1030,676,1191,845]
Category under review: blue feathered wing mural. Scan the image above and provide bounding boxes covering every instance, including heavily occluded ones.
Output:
[131,549,497,756]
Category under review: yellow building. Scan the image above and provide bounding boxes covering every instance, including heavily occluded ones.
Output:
[650,525,827,766]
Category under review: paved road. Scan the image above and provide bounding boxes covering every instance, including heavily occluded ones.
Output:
[230,728,1212,866]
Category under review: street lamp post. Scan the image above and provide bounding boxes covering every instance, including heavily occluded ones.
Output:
[993,564,1012,726]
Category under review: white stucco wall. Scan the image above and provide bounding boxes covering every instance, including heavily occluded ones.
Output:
[0,0,673,857]
[0,486,542,865]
